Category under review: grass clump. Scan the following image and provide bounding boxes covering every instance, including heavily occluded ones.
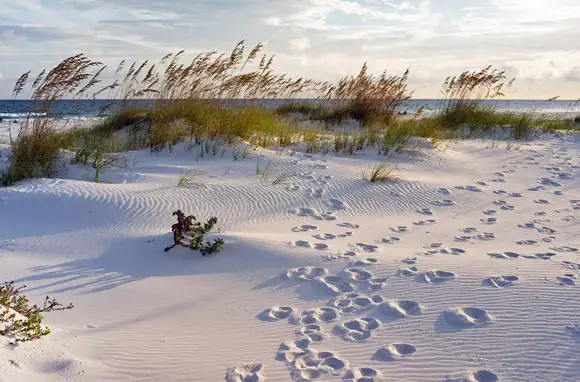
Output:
[5,54,105,185]
[176,171,195,187]
[1,281,74,343]
[362,163,397,183]
[321,64,413,127]
[437,66,514,134]
[164,210,224,255]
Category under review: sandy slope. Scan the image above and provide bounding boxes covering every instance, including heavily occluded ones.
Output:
[1,134,580,382]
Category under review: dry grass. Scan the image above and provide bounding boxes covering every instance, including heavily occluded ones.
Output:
[320,64,413,127]
[3,43,578,186]
[362,163,397,183]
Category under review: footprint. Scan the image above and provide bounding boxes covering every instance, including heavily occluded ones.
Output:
[276,341,308,364]
[397,267,419,277]
[225,363,265,382]
[293,240,313,248]
[381,236,401,244]
[475,232,497,241]
[482,275,519,288]
[343,367,381,382]
[373,343,416,361]
[417,207,435,215]
[298,324,327,342]
[483,210,497,215]
[551,246,578,253]
[379,300,424,318]
[518,221,536,229]
[534,199,550,204]
[319,275,356,294]
[493,200,508,206]
[326,198,348,210]
[313,243,330,251]
[488,251,520,259]
[390,226,409,233]
[312,233,337,241]
[526,252,556,260]
[319,212,338,221]
[335,317,381,342]
[457,185,483,192]
[509,192,523,198]
[355,243,380,253]
[557,274,577,286]
[321,272,385,295]
[440,247,466,255]
[337,232,354,238]
[259,306,297,321]
[286,267,329,281]
[561,261,580,270]
[553,190,564,196]
[286,185,300,192]
[566,325,580,336]
[443,307,493,326]
[292,224,318,233]
[516,239,538,246]
[461,227,479,233]
[423,270,457,284]
[480,217,498,225]
[288,349,348,381]
[458,370,499,382]
[328,293,384,314]
[437,187,451,195]
[338,223,360,229]
[493,190,507,195]
[424,242,444,249]
[309,188,324,198]
[534,211,547,216]
[454,235,472,242]
[413,219,437,226]
[343,268,375,281]
[290,307,340,325]
[350,258,379,267]
[401,257,417,265]
[289,207,320,217]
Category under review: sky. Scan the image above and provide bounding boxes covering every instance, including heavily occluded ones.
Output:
[0,0,579,99]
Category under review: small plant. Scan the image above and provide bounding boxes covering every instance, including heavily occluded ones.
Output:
[177,170,195,187]
[93,151,104,183]
[256,159,273,183]
[271,171,294,185]
[1,281,74,343]
[164,210,224,255]
[362,163,397,183]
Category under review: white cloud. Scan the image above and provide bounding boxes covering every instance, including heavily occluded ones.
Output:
[0,0,578,98]
[288,37,312,51]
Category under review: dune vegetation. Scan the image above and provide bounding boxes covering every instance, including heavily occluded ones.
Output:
[1,40,578,186]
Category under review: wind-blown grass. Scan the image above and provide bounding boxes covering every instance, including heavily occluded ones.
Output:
[3,42,578,187]
[362,163,397,183]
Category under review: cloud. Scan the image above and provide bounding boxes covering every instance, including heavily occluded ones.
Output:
[0,0,578,98]
[288,37,312,51]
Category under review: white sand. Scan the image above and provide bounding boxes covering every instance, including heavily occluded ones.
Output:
[1,134,580,381]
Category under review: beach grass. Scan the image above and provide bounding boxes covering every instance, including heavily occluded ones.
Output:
[2,41,578,186]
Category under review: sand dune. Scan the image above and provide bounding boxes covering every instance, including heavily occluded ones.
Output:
[2,134,580,381]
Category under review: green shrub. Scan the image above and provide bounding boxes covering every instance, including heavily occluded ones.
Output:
[164,210,224,255]
[1,281,74,343]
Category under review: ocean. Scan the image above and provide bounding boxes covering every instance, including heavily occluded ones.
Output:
[1,99,579,121]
